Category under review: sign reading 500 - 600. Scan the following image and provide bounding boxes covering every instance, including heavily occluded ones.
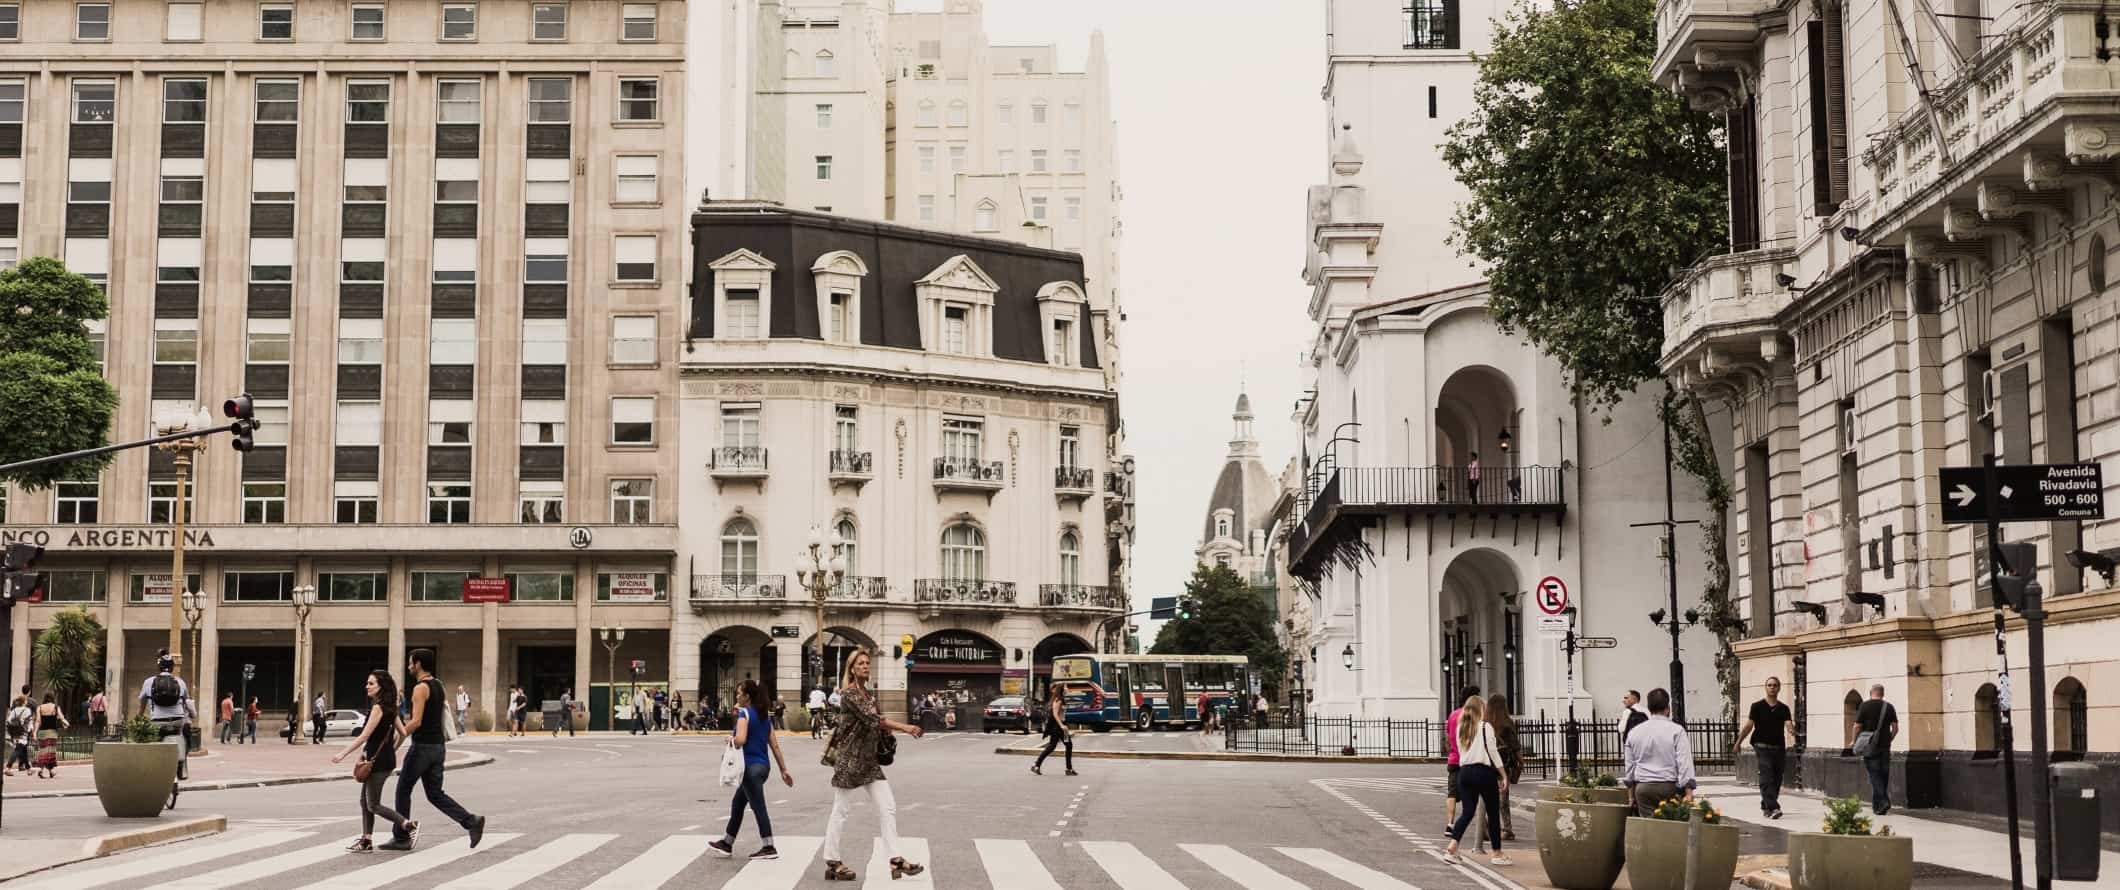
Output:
[1939,462,2107,525]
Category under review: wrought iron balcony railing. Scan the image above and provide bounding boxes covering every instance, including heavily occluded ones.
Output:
[1037,584,1125,611]
[689,574,787,602]
[829,449,873,475]
[826,576,890,601]
[932,457,1005,488]
[709,446,769,474]
[913,579,1018,607]
[1054,466,1096,492]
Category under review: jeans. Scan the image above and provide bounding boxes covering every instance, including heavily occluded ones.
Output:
[220,719,233,744]
[392,743,478,842]
[723,761,775,845]
[312,717,326,744]
[824,780,899,863]
[243,719,257,743]
[1864,753,1892,812]
[359,766,408,837]
[1034,723,1073,771]
[455,710,466,736]
[1754,744,1786,813]
[1449,763,1503,850]
[6,741,27,772]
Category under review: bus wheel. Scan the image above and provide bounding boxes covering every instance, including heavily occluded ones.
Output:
[1090,723,1112,733]
[1135,711,1153,732]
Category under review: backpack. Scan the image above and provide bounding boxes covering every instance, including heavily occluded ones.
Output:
[5,708,24,737]
[151,673,183,708]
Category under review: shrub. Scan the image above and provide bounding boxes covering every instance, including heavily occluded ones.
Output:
[121,711,159,744]
[1648,796,1722,825]
[1821,795,1873,836]
[1562,769,1619,789]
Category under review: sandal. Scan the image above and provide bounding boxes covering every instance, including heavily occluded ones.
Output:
[891,857,925,879]
[823,860,857,881]
[346,838,374,853]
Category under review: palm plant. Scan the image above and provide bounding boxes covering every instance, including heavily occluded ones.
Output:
[32,606,105,715]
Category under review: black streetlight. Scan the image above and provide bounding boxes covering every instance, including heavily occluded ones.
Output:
[1473,644,1485,669]
[1341,644,1356,672]
[1496,428,1512,453]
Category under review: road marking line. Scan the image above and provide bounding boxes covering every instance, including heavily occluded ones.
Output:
[14,831,313,889]
[718,836,820,890]
[144,839,348,890]
[1181,844,1308,889]
[582,834,710,890]
[1049,830,1062,837]
[976,839,1061,890]
[1275,847,1420,890]
[307,835,520,890]
[862,836,932,889]
[1081,840,1186,890]
[505,749,538,754]
[434,833,612,890]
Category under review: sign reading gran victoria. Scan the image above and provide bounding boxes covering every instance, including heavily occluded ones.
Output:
[0,528,217,548]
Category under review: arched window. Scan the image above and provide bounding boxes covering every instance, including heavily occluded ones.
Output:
[941,523,985,581]
[974,200,996,232]
[1059,531,1080,587]
[721,518,758,578]
[916,99,937,128]
[1216,516,1232,539]
[814,50,836,78]
[1975,683,2000,753]
[947,99,968,127]
[835,518,859,577]
[1842,690,1863,747]
[2055,677,2088,754]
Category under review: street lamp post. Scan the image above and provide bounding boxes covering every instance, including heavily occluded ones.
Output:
[180,590,205,749]
[155,407,211,682]
[794,525,848,693]
[290,585,316,742]
[600,627,625,730]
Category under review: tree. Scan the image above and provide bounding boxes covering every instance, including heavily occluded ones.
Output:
[1442,0,1744,715]
[0,257,118,489]
[33,606,105,714]
[1150,565,1286,699]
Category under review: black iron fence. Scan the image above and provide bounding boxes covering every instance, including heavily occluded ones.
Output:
[1225,713,1738,777]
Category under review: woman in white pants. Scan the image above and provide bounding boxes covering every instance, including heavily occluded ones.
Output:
[819,649,925,881]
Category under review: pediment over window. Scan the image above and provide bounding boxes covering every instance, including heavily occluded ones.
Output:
[1035,280,1086,305]
[811,250,869,276]
[917,254,999,295]
[709,248,776,272]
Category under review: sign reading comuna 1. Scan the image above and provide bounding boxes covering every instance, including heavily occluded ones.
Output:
[1938,462,2106,524]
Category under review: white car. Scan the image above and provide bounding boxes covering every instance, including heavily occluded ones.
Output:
[321,709,367,738]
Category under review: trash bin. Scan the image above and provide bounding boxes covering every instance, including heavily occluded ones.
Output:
[540,701,563,734]
[2052,760,2101,881]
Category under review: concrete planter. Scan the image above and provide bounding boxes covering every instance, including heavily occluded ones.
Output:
[1535,799,1629,890]
[92,740,178,818]
[1622,817,1740,890]
[1537,785,1631,806]
[1787,832,1914,890]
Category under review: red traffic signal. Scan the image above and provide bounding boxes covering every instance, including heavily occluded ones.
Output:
[224,392,255,422]
[224,392,257,452]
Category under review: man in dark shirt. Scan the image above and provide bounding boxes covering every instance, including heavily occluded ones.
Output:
[1734,676,1793,818]
[1855,684,1900,815]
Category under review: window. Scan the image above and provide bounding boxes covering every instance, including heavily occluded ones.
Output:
[998,103,1012,125]
[1051,318,1074,365]
[814,50,835,78]
[943,416,982,460]
[835,519,859,575]
[254,400,289,445]
[337,318,385,365]
[532,2,565,40]
[1403,0,1459,49]
[412,570,474,603]
[519,481,563,523]
[154,319,199,364]
[947,100,968,127]
[611,315,657,363]
[611,479,653,524]
[942,523,986,581]
[614,157,652,205]
[1060,532,1081,587]
[942,305,968,354]
[721,518,758,577]
[522,319,567,364]
[1065,150,1082,173]
[1031,195,1048,221]
[1216,516,1232,539]
[76,2,109,40]
[437,80,480,124]
[1031,150,1048,173]
[1428,86,1438,118]
[166,2,201,40]
[160,174,203,229]
[223,571,295,603]
[949,145,966,172]
[247,318,291,362]
[998,150,1014,173]
[1974,683,1999,752]
[916,100,936,128]
[428,398,472,444]
[525,245,568,285]
[521,400,565,445]
[527,77,571,123]
[319,571,387,602]
[72,80,115,122]
[1060,425,1081,469]
[617,78,658,122]
[815,103,833,128]
[0,80,21,122]
[335,480,378,524]
[974,201,996,232]
[255,79,298,122]
[508,572,574,602]
[351,4,385,40]
[622,2,656,40]
[55,480,98,523]
[1808,7,1851,214]
[615,234,657,281]
[0,4,18,41]
[1031,101,1047,124]
[919,144,936,174]
[242,483,287,524]
[440,3,475,40]
[815,155,833,180]
[1064,102,1081,128]
[828,292,851,340]
[45,571,107,603]
[346,81,390,123]
[596,572,667,602]
[258,3,293,40]
[834,405,858,452]
[611,397,654,444]
[917,195,935,224]
[427,483,472,524]
[1065,196,1082,221]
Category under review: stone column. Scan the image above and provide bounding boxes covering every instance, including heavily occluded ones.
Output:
[106,566,127,718]
[574,556,592,732]
[479,607,499,734]
[8,603,27,699]
[386,557,407,701]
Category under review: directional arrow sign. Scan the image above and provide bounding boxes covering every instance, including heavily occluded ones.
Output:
[1939,463,2106,524]
[1575,636,1619,649]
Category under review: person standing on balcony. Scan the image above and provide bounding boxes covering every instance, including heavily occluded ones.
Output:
[1467,452,1482,503]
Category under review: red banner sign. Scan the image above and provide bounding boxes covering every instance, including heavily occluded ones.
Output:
[462,577,511,603]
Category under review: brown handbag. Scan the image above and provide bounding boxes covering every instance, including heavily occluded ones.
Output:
[353,758,375,782]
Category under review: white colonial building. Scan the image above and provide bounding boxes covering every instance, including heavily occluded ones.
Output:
[1286,0,1717,724]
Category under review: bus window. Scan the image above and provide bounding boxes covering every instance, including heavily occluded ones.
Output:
[1108,662,1129,691]
[1134,666,1164,693]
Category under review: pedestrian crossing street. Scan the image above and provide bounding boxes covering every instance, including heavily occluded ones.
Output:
[16,826,1446,890]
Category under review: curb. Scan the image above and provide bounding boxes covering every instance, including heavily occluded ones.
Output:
[86,814,227,857]
[1738,867,1791,890]
[990,745,1443,765]
[1,752,496,800]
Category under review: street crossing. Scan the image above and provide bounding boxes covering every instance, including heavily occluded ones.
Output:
[23,827,1462,889]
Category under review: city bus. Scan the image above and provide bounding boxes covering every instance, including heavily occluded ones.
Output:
[1048,654,1250,731]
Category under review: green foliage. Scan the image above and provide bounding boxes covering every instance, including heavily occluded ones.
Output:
[0,257,117,489]
[121,710,160,744]
[1648,795,1723,824]
[1821,795,1874,836]
[1149,565,1286,698]
[1561,769,1619,789]
[32,607,104,714]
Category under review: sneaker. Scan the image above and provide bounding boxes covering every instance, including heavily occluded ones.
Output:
[377,839,412,852]
[346,838,374,853]
[468,815,487,849]
[749,845,780,861]
[1490,854,1515,867]
[403,820,419,847]
[1065,768,1078,776]
[707,839,734,858]
[1769,809,1784,820]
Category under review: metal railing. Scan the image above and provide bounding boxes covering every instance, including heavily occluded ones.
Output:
[1224,714,1739,776]
[933,456,1004,485]
[827,576,890,601]
[1037,583,1125,610]
[1105,472,1129,497]
[829,449,872,475]
[689,574,787,601]
[1054,466,1096,490]
[1402,0,1459,49]
[913,579,1018,607]
[709,446,769,472]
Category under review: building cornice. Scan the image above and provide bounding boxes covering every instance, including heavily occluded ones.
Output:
[678,361,1116,404]
[1730,586,2120,658]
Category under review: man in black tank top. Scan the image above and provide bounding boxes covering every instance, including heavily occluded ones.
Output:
[382,649,486,851]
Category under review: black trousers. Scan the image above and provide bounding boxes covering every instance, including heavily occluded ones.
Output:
[1864,753,1892,812]
[392,743,478,841]
[1753,744,1786,813]
[1034,722,1073,770]
[1448,763,1503,850]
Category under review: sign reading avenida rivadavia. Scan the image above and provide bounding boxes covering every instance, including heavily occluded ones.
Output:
[0,528,216,548]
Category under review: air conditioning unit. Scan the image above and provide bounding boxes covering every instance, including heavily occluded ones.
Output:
[1840,405,1859,455]
[1977,369,1999,422]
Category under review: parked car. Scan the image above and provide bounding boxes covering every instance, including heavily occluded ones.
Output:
[321,709,367,738]
[982,696,1033,734]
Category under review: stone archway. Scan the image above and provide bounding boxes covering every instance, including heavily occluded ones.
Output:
[1438,547,1524,716]
[1031,633,1093,697]
[1436,365,1521,502]
[700,625,775,714]
[801,626,877,695]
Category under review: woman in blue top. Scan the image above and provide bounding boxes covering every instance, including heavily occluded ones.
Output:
[708,679,793,860]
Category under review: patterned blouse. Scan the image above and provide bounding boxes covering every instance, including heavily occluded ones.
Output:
[827,682,887,789]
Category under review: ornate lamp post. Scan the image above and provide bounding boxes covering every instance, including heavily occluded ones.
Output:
[180,589,205,743]
[154,405,211,679]
[600,626,625,729]
[290,584,316,741]
[794,525,848,690]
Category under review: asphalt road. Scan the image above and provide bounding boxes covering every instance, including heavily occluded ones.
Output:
[5,731,1538,889]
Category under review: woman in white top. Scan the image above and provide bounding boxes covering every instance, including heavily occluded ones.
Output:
[1444,695,1512,866]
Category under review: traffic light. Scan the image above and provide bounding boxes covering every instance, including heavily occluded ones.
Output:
[223,392,256,452]
[1176,597,1197,620]
[1992,542,2039,613]
[0,543,42,607]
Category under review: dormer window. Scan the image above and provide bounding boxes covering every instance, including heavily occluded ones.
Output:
[915,255,998,357]
[1216,514,1232,539]
[706,248,775,340]
[811,250,867,344]
[942,305,969,354]
[1036,280,1088,367]
[974,200,997,232]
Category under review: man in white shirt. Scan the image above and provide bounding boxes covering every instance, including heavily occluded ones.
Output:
[455,686,470,735]
[631,689,650,735]
[807,687,828,739]
[1622,688,1696,816]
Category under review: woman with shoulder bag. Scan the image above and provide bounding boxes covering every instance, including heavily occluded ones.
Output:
[708,679,793,861]
[1487,693,1523,842]
[818,649,925,882]
[332,670,416,853]
[1445,695,1513,867]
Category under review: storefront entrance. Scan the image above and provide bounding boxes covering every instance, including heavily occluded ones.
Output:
[907,630,1004,731]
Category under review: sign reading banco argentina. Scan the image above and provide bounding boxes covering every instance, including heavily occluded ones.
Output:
[0,528,217,549]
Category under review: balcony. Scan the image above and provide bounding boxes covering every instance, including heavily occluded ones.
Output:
[828,449,874,490]
[1650,0,1776,89]
[1054,465,1095,501]
[1287,466,1568,582]
[1658,245,1797,382]
[913,579,1018,611]
[825,575,890,603]
[708,446,769,491]
[1037,583,1125,613]
[932,456,1005,498]
[688,574,787,612]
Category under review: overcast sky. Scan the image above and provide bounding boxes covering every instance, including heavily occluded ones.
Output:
[965,1,1323,622]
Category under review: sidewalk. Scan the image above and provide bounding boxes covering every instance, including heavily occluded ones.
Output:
[993,726,1441,763]
[1,738,492,800]
[0,810,225,882]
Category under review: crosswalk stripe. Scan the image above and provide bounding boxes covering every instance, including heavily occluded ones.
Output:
[12,831,313,890]
[145,839,349,890]
[1082,840,1188,890]
[580,834,709,890]
[306,835,521,890]
[717,836,822,889]
[863,836,934,889]
[1275,847,1421,890]
[434,833,614,890]
[976,839,1062,890]
[1181,844,1309,889]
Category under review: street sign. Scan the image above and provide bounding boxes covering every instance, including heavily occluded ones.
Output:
[1576,636,1619,649]
[1535,576,1570,615]
[1536,615,1569,637]
[771,624,800,639]
[899,633,916,655]
[1939,462,2105,524]
[1149,595,1178,620]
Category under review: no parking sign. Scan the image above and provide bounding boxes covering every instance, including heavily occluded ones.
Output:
[1536,576,1569,615]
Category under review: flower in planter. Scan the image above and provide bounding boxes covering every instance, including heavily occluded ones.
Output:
[1648,796,1722,825]
[1821,795,1873,836]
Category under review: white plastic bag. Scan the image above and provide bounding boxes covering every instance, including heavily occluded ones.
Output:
[718,740,744,787]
